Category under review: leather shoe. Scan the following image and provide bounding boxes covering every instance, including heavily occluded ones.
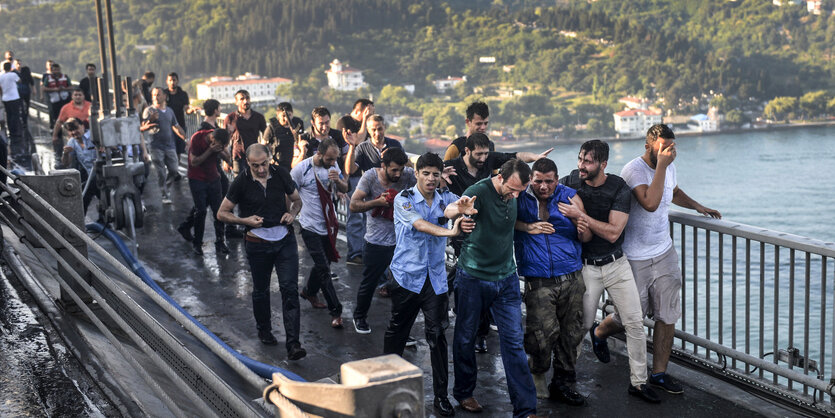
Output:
[215,240,230,254]
[331,317,343,329]
[192,243,204,256]
[287,344,307,360]
[258,331,278,346]
[433,397,455,416]
[300,289,326,309]
[177,223,193,242]
[548,382,585,406]
[459,397,482,413]
[474,336,487,353]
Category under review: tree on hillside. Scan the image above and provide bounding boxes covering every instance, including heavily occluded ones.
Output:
[763,96,798,122]
[799,90,830,119]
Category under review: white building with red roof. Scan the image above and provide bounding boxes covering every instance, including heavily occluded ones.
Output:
[325,59,367,91]
[433,76,466,93]
[618,96,650,110]
[196,73,291,104]
[613,108,662,136]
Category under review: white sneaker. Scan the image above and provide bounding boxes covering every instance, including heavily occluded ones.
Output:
[161,196,172,205]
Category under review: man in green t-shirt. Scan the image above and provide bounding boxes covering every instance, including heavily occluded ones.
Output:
[444,159,539,418]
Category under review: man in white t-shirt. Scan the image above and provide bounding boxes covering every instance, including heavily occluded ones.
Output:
[290,138,349,329]
[619,123,720,395]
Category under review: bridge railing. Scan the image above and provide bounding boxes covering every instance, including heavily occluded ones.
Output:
[662,211,835,415]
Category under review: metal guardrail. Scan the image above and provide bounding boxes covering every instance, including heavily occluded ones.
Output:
[0,168,269,417]
[662,211,835,415]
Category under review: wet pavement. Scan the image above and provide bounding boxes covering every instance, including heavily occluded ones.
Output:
[0,132,803,416]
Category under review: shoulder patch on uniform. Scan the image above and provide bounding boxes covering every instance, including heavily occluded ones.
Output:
[401,201,412,211]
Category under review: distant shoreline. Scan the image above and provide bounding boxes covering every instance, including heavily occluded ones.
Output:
[491,120,835,152]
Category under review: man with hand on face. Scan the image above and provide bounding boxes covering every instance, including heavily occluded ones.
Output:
[216,144,306,361]
[618,124,721,395]
[263,101,304,169]
[514,158,590,405]
[446,159,541,418]
[559,140,660,403]
[291,138,348,329]
[183,128,231,256]
[348,147,416,335]
[383,152,476,417]
[52,87,91,160]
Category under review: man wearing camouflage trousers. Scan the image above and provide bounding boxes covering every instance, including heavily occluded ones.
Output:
[514,158,591,405]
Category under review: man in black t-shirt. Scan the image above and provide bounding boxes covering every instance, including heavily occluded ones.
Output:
[217,143,306,361]
[558,140,659,403]
[166,72,194,160]
[443,101,495,162]
[225,90,267,175]
[263,101,304,169]
[294,106,348,167]
[336,98,375,264]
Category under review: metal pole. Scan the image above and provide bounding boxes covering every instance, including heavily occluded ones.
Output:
[94,0,109,115]
[104,0,121,115]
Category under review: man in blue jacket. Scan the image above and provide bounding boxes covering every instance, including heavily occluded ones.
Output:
[514,158,590,404]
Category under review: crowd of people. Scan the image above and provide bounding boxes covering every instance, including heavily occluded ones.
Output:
[21,59,725,417]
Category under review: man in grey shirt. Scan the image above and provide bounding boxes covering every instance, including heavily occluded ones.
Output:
[348,147,416,334]
[141,87,186,204]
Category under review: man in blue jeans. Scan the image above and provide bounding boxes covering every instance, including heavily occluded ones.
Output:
[444,159,540,418]
[217,144,306,360]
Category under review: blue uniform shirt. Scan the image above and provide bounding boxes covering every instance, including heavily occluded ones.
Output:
[391,185,459,295]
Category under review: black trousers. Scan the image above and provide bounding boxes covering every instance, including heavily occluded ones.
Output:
[384,278,450,398]
[300,227,343,317]
[354,242,394,320]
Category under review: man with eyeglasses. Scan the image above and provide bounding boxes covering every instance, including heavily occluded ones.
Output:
[216,143,306,360]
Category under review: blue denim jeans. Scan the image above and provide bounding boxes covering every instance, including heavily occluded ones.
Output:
[345,175,366,259]
[453,268,536,418]
[244,234,301,350]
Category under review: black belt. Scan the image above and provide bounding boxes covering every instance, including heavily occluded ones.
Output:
[583,249,623,266]
[525,273,577,291]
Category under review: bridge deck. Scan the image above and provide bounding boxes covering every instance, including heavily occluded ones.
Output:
[2,134,802,416]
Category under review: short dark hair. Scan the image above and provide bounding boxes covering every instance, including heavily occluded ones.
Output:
[318,137,339,155]
[235,89,250,99]
[646,124,675,144]
[151,86,167,97]
[167,72,178,80]
[352,98,374,111]
[531,158,557,177]
[86,63,96,70]
[203,99,220,116]
[499,159,531,184]
[580,139,609,163]
[63,117,82,132]
[277,102,293,113]
[466,101,489,121]
[70,85,83,93]
[382,147,408,166]
[465,133,491,152]
[311,106,330,120]
[143,71,155,80]
[416,152,444,172]
[211,128,230,146]
[2,62,10,72]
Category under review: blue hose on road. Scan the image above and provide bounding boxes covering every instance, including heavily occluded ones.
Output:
[86,222,305,382]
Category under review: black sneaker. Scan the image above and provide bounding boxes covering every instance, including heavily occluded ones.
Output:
[548,382,585,406]
[287,344,307,360]
[258,331,278,346]
[192,243,204,256]
[330,271,339,280]
[648,373,683,394]
[589,322,610,363]
[177,223,193,242]
[353,318,371,334]
[215,240,230,254]
[628,384,661,403]
[405,336,417,347]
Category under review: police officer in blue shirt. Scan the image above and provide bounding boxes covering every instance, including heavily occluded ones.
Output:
[383,152,477,417]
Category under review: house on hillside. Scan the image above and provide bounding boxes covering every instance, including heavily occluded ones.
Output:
[196,73,291,105]
[618,96,650,110]
[613,109,662,136]
[688,113,720,132]
[325,59,367,91]
[433,76,466,93]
